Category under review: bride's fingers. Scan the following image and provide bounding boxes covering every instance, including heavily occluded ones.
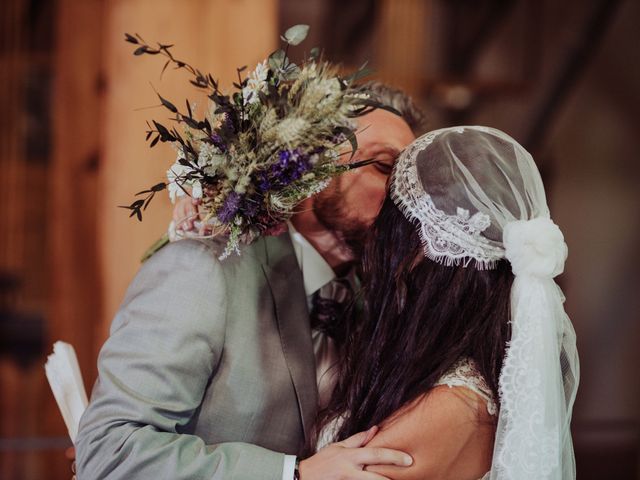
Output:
[355,471,392,480]
[64,446,75,460]
[173,199,187,222]
[192,197,208,222]
[351,447,413,467]
[173,198,199,230]
[362,425,379,445]
[340,426,378,448]
[198,222,209,236]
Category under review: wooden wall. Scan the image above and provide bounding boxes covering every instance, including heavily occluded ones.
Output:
[1,1,278,478]
[99,0,279,340]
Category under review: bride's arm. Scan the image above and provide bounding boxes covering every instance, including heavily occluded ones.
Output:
[364,385,495,480]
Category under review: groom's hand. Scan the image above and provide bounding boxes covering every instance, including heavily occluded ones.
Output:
[65,447,76,480]
[298,426,413,480]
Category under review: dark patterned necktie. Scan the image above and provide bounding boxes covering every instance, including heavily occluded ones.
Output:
[310,276,355,341]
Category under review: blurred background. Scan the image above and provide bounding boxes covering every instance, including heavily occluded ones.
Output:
[0,0,638,478]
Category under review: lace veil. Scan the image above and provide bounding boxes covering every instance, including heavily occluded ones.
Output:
[390,126,579,479]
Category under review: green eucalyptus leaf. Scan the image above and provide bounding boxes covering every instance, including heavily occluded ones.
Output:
[268,49,286,70]
[283,24,309,46]
[282,63,300,81]
[344,62,374,84]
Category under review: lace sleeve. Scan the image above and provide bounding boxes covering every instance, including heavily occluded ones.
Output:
[435,358,498,416]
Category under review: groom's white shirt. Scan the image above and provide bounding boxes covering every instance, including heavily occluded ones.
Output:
[289,223,336,299]
[283,223,340,479]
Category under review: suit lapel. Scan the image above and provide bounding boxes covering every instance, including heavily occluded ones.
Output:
[260,233,318,440]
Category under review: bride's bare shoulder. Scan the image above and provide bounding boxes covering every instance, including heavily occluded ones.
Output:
[364,386,495,480]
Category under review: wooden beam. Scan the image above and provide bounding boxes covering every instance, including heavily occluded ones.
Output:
[39,0,106,478]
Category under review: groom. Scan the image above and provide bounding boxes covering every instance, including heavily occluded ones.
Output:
[76,82,422,480]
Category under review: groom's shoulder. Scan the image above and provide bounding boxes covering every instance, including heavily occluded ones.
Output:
[146,237,265,274]
[162,237,226,260]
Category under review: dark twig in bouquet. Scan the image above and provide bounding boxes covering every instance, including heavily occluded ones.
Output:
[125,33,224,94]
[119,182,166,221]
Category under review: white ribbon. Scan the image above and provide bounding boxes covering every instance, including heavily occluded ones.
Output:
[503,217,568,279]
[491,217,577,479]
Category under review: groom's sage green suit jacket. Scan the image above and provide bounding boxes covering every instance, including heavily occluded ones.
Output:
[76,233,319,479]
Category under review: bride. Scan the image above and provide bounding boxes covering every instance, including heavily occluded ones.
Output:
[299,126,579,480]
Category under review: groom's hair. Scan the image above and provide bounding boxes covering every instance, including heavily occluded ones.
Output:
[310,196,513,447]
[365,81,427,135]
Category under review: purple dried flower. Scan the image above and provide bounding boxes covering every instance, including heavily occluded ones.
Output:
[278,149,292,166]
[297,155,311,173]
[217,191,242,223]
[210,133,227,152]
[222,113,235,135]
[332,132,347,144]
[256,149,314,194]
[279,173,294,186]
[257,171,271,192]
[241,196,261,218]
[271,162,283,175]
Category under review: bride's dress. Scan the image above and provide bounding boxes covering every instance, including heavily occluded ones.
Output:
[316,357,497,480]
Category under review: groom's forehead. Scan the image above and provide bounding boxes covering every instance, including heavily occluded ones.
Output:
[355,110,415,153]
[359,142,401,160]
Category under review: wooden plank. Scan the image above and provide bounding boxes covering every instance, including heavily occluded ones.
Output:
[45,0,106,477]
[376,0,431,96]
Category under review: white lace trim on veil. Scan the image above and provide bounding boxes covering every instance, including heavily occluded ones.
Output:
[435,357,497,416]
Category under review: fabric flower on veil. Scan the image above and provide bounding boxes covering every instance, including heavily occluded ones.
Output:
[120,25,395,259]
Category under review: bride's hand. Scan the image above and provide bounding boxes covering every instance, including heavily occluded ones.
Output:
[298,426,413,480]
[173,197,200,233]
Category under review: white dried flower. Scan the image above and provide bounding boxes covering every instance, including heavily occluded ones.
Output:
[191,180,203,199]
[346,92,371,111]
[234,175,251,194]
[166,159,194,203]
[197,142,217,167]
[242,60,269,104]
[325,148,339,160]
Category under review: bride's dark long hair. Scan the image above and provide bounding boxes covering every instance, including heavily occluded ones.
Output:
[307,196,513,451]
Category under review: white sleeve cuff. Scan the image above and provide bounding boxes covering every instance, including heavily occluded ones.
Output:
[282,455,297,480]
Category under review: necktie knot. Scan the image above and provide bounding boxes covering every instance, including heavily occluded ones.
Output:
[310,276,355,340]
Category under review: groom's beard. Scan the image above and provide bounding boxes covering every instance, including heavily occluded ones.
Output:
[313,178,369,262]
